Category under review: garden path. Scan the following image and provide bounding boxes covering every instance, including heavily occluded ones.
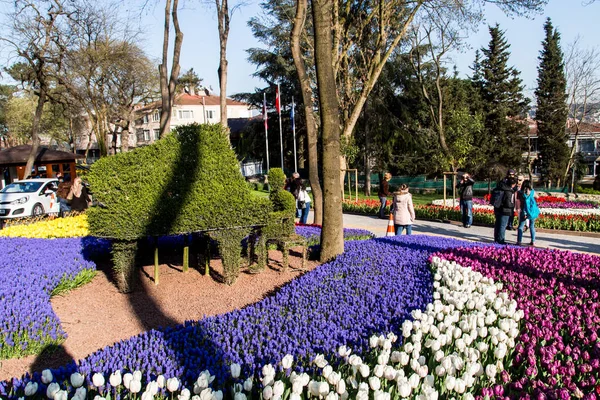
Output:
[341,211,600,254]
[0,249,317,382]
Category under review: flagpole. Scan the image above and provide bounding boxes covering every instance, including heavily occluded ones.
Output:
[277,83,284,170]
[292,97,297,173]
[263,92,270,174]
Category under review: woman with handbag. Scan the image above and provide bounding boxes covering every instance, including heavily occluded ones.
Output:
[297,184,311,225]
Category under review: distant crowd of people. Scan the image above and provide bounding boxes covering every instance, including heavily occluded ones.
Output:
[379,169,539,245]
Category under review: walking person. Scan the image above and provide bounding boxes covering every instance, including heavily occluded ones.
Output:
[297,183,311,225]
[456,172,475,228]
[492,176,517,245]
[505,169,518,231]
[392,184,415,235]
[517,179,540,246]
[378,172,391,219]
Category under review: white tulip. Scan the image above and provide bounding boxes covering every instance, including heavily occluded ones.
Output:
[338,345,352,357]
[383,366,397,381]
[328,371,341,386]
[123,373,133,389]
[54,390,68,400]
[109,371,122,387]
[167,377,180,392]
[369,335,380,348]
[319,382,330,396]
[69,373,85,388]
[146,381,159,396]
[485,364,497,380]
[93,396,106,400]
[273,381,285,397]
[234,393,247,400]
[418,365,428,378]
[233,383,243,393]
[313,355,328,368]
[281,354,294,369]
[46,382,60,399]
[326,392,340,400]
[336,379,346,395]
[130,379,142,394]
[243,377,253,392]
[373,364,385,378]
[358,364,370,378]
[408,373,420,389]
[141,391,154,400]
[262,385,273,400]
[156,375,166,388]
[73,387,86,400]
[322,365,333,379]
[230,363,241,379]
[24,382,38,396]
[92,373,105,388]
[399,351,409,366]
[133,370,143,382]
[444,375,456,391]
[292,381,304,395]
[434,350,444,362]
[397,382,411,398]
[368,377,381,391]
[348,354,363,366]
[213,390,223,400]
[178,388,191,400]
[41,370,53,385]
[377,353,389,365]
[435,365,446,377]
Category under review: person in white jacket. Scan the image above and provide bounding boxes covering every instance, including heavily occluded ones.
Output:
[391,184,415,235]
[297,184,311,224]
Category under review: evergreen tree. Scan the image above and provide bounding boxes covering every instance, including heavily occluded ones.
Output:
[535,18,569,185]
[474,24,529,179]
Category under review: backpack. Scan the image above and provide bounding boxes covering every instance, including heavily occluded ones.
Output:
[490,187,504,208]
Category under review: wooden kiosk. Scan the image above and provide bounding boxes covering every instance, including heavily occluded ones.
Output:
[0,145,83,188]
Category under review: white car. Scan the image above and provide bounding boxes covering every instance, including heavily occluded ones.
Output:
[0,178,61,219]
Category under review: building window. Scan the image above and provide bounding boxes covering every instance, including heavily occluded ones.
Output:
[154,129,160,140]
[578,139,595,152]
[178,110,194,119]
[206,110,214,120]
[143,114,149,124]
[143,130,150,141]
[153,111,160,122]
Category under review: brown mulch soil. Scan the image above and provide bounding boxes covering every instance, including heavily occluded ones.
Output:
[0,248,319,382]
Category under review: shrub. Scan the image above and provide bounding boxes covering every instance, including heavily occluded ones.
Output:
[87,124,271,240]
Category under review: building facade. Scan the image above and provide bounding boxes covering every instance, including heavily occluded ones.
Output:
[133,91,253,146]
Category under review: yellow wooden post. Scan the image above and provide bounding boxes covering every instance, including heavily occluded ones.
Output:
[183,235,189,273]
[154,240,159,285]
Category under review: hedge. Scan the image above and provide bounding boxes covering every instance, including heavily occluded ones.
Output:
[87,124,272,240]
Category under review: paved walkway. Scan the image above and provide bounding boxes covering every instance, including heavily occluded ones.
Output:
[336,212,600,255]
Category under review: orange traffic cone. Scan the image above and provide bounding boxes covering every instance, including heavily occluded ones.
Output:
[386,212,395,236]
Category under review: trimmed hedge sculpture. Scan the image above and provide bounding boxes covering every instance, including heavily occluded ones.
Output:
[87,124,273,290]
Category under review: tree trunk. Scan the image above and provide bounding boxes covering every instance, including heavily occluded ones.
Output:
[312,0,343,260]
[291,0,324,225]
[217,0,230,136]
[364,117,371,196]
[159,0,183,139]
[23,85,47,179]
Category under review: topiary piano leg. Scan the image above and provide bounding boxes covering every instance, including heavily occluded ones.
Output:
[154,238,159,285]
[183,234,189,273]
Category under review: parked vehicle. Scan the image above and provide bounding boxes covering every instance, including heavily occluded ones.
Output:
[0,178,60,219]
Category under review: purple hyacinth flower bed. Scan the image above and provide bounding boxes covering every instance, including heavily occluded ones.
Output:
[0,237,105,359]
[295,224,375,246]
[434,245,600,398]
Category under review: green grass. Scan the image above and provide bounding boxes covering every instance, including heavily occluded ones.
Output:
[51,269,97,297]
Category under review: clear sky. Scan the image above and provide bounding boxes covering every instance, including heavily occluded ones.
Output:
[1,0,598,98]
[136,0,599,98]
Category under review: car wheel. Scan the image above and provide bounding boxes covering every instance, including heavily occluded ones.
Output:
[32,203,44,217]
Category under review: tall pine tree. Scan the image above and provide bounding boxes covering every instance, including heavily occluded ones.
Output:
[535,18,568,186]
[473,25,529,179]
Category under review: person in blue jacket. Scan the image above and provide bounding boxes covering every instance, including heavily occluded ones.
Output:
[516,179,540,246]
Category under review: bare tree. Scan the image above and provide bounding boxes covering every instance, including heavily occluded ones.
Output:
[563,37,600,190]
[216,0,230,133]
[158,0,183,138]
[291,0,324,225]
[0,0,72,178]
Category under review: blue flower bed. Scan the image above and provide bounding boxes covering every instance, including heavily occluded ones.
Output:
[0,237,106,359]
[2,235,492,399]
[295,225,375,246]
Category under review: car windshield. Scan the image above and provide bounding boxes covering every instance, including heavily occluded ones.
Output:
[0,182,44,194]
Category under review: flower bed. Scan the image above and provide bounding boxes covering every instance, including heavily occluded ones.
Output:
[418,204,600,232]
[0,215,89,239]
[0,237,101,359]
[295,224,375,245]
[434,245,600,398]
[3,235,598,399]
[342,198,389,215]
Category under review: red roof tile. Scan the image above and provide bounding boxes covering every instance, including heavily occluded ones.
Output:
[136,94,248,112]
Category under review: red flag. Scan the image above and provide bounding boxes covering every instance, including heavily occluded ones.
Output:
[275,84,281,114]
[263,93,268,130]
